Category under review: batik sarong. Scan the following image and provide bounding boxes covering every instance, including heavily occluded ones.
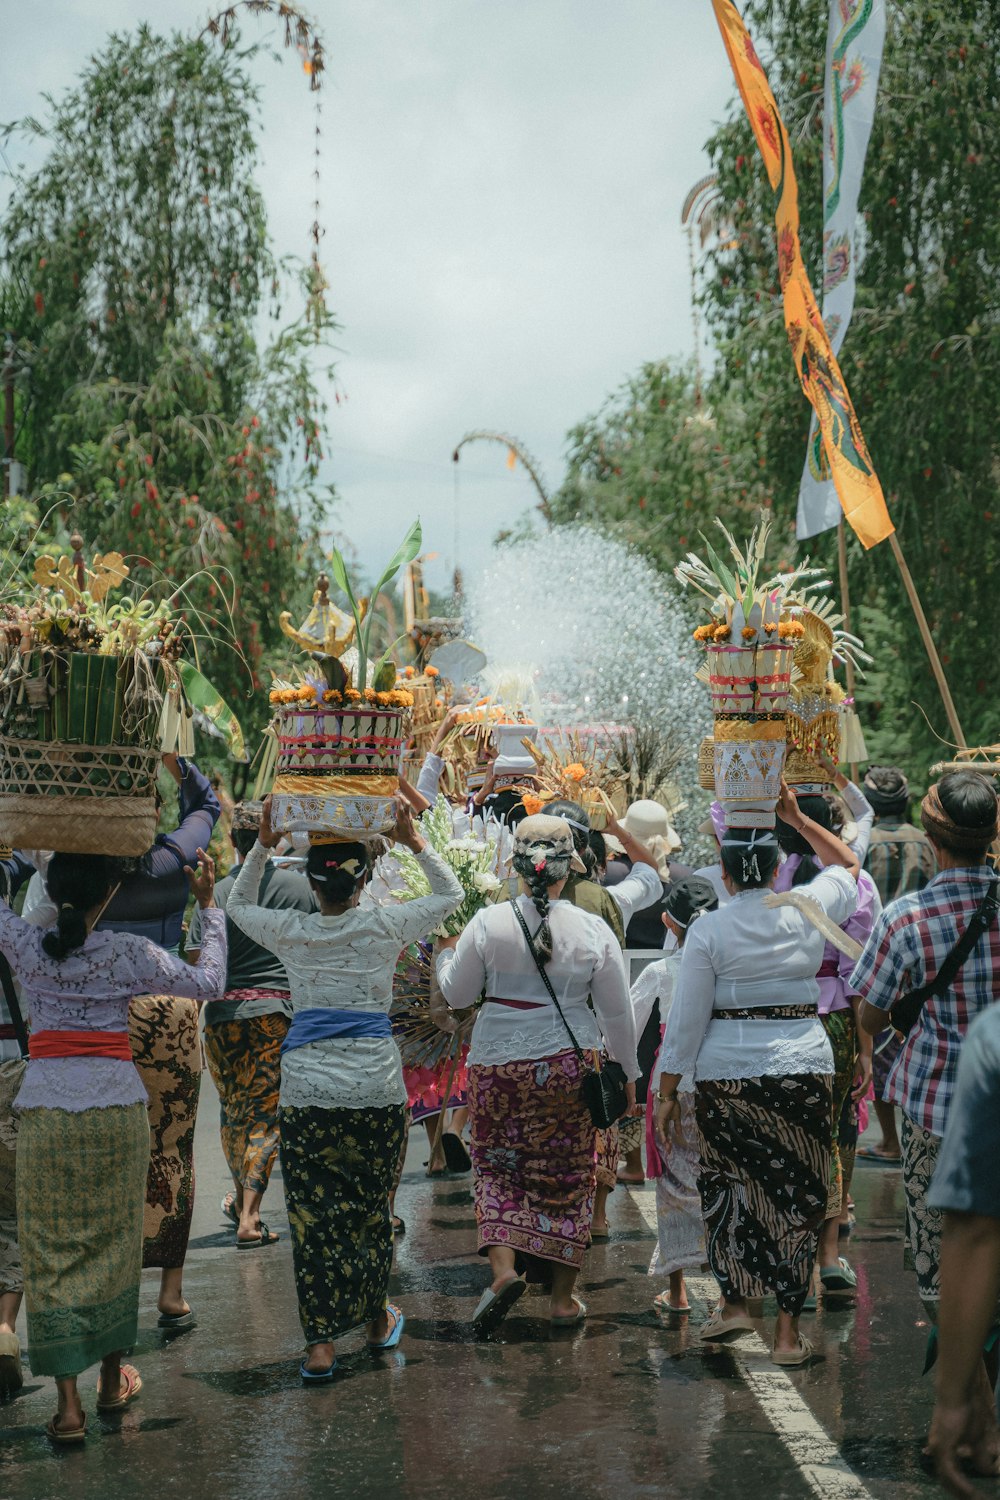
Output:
[595,1123,620,1190]
[901,1113,943,1321]
[822,1009,858,1219]
[695,1073,832,1316]
[17,1102,148,1377]
[648,1093,705,1279]
[129,996,201,1268]
[280,1103,406,1344]
[203,1010,288,1197]
[0,1059,24,1296]
[467,1049,598,1273]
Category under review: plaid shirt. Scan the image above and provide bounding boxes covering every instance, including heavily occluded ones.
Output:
[850,866,1000,1136]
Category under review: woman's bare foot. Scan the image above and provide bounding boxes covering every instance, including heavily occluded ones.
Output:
[157,1267,190,1319]
[53,1375,85,1432]
[303,1340,336,1374]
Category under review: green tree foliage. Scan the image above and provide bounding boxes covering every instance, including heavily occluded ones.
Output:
[1,25,335,731]
[553,0,1000,777]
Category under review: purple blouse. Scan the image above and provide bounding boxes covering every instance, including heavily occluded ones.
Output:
[773,858,882,1014]
[0,904,227,1113]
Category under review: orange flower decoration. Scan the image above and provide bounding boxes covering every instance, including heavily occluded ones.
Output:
[521,793,544,817]
[404,665,415,678]
[425,665,440,678]
[741,627,756,641]
[563,763,587,782]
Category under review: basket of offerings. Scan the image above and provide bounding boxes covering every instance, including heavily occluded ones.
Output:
[268,525,421,840]
[782,599,871,788]
[675,518,822,829]
[0,542,183,855]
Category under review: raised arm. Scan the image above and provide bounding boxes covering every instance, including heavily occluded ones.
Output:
[604,859,662,928]
[435,916,487,1009]
[777,780,860,881]
[227,838,304,953]
[130,848,226,1001]
[146,756,222,878]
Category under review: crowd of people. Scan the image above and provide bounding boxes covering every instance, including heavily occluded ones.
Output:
[0,731,997,1496]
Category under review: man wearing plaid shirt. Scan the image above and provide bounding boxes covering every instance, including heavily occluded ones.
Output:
[853,770,1000,1326]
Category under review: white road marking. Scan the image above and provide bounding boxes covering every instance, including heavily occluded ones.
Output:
[629,1188,876,1500]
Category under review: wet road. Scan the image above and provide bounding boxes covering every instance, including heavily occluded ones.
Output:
[1,1086,944,1500]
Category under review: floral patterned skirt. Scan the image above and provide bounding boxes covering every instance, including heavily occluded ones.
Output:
[467,1051,598,1273]
[17,1102,148,1377]
[901,1113,943,1320]
[695,1074,831,1316]
[204,1012,288,1197]
[129,996,201,1269]
[280,1103,407,1344]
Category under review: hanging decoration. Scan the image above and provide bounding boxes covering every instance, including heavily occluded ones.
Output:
[798,0,887,540]
[710,0,893,550]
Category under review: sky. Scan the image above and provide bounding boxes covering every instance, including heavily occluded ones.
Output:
[2,0,735,596]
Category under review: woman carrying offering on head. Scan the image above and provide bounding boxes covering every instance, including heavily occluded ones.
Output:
[7,846,224,1442]
[226,796,461,1382]
[657,783,859,1367]
[436,814,639,1336]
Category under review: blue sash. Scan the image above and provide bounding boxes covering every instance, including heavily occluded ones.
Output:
[281,1008,392,1056]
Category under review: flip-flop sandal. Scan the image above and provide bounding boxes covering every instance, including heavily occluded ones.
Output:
[473,1276,526,1337]
[589,1227,610,1242]
[820,1258,858,1295]
[551,1298,587,1327]
[617,1172,646,1185]
[653,1295,690,1317]
[46,1413,87,1443]
[300,1358,338,1383]
[96,1363,143,1412]
[236,1224,279,1249]
[771,1335,814,1367]
[221,1192,240,1229]
[368,1303,405,1352]
[856,1146,902,1166]
[699,1308,755,1342]
[441,1132,473,1174]
[392,1216,406,1236]
[0,1331,23,1399]
[157,1309,195,1329]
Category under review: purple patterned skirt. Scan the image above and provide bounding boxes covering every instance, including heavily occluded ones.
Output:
[467,1049,598,1271]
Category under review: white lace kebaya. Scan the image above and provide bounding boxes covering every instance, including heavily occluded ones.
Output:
[0,904,227,1113]
[227,840,462,1111]
[658,865,858,1084]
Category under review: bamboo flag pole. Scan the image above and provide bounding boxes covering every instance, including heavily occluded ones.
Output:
[888,531,967,750]
[836,520,860,782]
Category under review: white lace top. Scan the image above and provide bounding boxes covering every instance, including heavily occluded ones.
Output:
[659,865,858,1083]
[435,896,640,1078]
[2,904,227,1113]
[227,841,462,1110]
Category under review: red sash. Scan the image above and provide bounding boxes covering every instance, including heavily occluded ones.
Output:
[28,1029,133,1061]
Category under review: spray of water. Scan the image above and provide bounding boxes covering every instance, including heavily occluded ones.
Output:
[465,523,712,850]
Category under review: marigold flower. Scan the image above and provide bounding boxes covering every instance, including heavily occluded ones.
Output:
[521,793,544,817]
[563,762,587,782]
[425,665,440,678]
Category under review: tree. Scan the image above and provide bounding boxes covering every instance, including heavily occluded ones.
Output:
[551,1,1000,777]
[701,0,1000,768]
[1,24,336,730]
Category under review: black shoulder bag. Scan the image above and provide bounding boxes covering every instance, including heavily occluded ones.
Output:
[510,900,629,1129]
[888,877,1000,1036]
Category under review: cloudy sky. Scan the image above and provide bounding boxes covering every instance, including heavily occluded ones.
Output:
[3,1,735,594]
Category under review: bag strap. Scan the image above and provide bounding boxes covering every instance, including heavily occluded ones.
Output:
[510,899,587,1065]
[894,877,1000,1019]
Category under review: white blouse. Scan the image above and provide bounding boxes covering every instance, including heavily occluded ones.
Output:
[659,865,858,1084]
[228,841,462,1110]
[435,895,640,1079]
[629,953,695,1094]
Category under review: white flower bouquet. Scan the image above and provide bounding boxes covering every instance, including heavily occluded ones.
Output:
[377,796,511,937]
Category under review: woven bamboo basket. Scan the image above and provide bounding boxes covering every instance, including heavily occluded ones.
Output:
[0,738,160,855]
[271,702,412,838]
